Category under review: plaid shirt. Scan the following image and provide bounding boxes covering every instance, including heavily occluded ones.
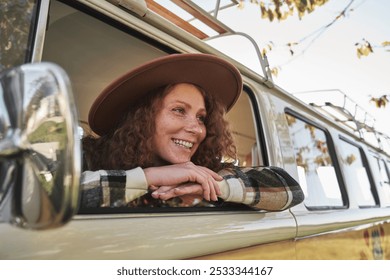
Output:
[80,166,304,211]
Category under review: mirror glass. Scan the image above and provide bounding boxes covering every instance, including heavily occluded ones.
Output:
[0,62,81,229]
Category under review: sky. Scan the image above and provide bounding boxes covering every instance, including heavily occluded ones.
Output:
[179,0,390,137]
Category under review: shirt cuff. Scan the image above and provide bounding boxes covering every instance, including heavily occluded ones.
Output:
[217,178,245,203]
[125,167,148,202]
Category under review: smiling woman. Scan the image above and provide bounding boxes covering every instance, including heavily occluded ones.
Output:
[81,53,304,210]
[152,83,207,165]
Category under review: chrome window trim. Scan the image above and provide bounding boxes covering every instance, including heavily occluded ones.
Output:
[31,0,50,63]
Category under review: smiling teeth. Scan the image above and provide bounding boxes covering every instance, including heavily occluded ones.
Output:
[173,139,193,149]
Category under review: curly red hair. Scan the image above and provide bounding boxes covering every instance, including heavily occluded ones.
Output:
[83,84,237,172]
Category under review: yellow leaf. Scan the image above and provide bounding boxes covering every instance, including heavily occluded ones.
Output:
[271,67,279,77]
[346,154,356,165]
[357,48,362,58]
[382,41,390,47]
[286,114,296,126]
[370,95,389,108]
[356,41,373,58]
[268,9,274,21]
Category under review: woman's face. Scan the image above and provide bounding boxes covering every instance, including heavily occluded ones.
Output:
[152,83,207,165]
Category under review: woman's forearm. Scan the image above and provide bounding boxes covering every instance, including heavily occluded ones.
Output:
[217,166,304,211]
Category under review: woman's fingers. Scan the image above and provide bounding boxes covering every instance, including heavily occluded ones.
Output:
[144,162,223,201]
[153,183,203,200]
[184,163,221,201]
[174,185,203,196]
[199,165,223,181]
[148,185,159,191]
[195,165,222,199]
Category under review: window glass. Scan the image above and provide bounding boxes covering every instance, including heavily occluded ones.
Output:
[226,91,260,167]
[338,139,376,207]
[0,0,39,71]
[285,113,344,208]
[376,158,390,206]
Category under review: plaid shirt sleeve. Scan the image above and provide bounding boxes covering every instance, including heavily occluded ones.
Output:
[81,167,148,207]
[80,166,304,211]
[218,166,304,211]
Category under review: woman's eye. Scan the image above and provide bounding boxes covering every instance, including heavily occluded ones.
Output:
[197,115,206,123]
[172,107,185,114]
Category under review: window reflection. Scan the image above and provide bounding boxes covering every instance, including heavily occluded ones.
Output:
[0,0,38,71]
[338,139,376,207]
[286,114,343,207]
[377,158,390,206]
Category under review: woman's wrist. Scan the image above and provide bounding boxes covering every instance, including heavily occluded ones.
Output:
[143,167,156,186]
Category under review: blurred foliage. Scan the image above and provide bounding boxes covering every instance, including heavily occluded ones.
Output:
[238,0,329,21]
[237,1,389,109]
[355,39,390,58]
[383,41,390,48]
[345,154,356,165]
[0,0,36,72]
[370,95,389,108]
[286,114,333,172]
[355,39,373,58]
[245,0,356,77]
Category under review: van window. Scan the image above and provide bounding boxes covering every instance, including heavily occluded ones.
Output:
[0,0,40,71]
[285,113,345,208]
[43,1,261,169]
[338,137,378,207]
[44,1,263,212]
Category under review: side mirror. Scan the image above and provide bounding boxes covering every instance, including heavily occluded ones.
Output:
[0,62,81,229]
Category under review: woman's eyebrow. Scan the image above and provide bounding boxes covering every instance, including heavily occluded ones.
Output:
[171,100,206,112]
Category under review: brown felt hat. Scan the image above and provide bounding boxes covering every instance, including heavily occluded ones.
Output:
[88,53,243,136]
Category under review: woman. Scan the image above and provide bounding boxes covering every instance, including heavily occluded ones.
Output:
[81,53,304,210]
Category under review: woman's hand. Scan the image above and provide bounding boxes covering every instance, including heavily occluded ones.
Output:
[143,162,222,201]
[150,182,204,201]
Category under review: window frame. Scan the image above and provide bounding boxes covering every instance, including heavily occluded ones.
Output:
[78,89,265,215]
[339,135,380,208]
[284,108,348,210]
[243,85,268,167]
[374,155,390,207]
[52,0,267,215]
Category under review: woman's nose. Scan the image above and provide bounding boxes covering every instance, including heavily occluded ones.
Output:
[185,117,203,135]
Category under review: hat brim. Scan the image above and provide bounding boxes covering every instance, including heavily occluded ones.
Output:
[88,53,242,136]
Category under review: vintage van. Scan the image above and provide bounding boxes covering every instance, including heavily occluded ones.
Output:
[1,0,390,260]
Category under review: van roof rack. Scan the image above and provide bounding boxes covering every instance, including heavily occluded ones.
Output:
[145,0,237,39]
[293,89,390,155]
[143,0,274,85]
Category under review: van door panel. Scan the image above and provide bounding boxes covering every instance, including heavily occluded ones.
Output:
[0,211,296,259]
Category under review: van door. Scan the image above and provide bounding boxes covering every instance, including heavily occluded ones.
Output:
[0,0,299,260]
